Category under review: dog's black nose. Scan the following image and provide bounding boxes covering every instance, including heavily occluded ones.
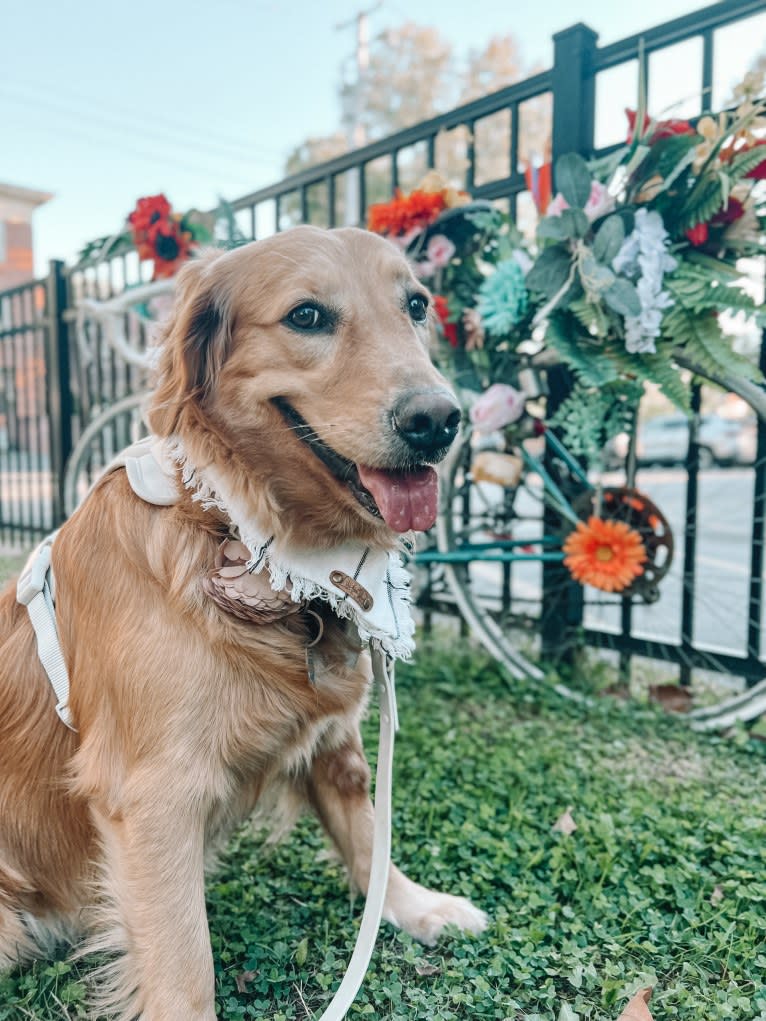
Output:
[393,391,461,456]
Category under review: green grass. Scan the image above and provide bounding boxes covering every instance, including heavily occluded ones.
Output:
[2,636,766,1020]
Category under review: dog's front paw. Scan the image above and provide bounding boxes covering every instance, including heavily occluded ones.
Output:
[385,882,488,946]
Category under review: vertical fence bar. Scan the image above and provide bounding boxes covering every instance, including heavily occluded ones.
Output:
[701,29,714,112]
[45,261,74,527]
[541,22,598,661]
[327,176,336,228]
[680,384,702,686]
[465,120,476,191]
[358,164,367,226]
[747,332,766,673]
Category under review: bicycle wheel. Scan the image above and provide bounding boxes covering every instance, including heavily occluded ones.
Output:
[64,392,150,518]
[432,362,766,730]
[431,426,592,698]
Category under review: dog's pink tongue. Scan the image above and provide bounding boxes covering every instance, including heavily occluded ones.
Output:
[357,465,438,533]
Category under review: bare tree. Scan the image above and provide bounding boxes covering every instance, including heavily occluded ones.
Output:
[280,22,549,225]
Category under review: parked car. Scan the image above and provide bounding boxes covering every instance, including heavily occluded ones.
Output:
[606,413,756,469]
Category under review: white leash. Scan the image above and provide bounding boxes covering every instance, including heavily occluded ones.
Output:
[317,646,398,1021]
[17,533,400,1019]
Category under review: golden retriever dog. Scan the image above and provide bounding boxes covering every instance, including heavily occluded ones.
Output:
[0,226,487,1020]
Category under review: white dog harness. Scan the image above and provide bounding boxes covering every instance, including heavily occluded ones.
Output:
[17,436,405,1021]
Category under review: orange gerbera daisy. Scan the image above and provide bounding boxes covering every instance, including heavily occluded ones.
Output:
[563,516,647,593]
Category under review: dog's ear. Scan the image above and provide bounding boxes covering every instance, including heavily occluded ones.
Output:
[148,250,233,436]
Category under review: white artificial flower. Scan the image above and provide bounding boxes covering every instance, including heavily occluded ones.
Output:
[612,208,676,354]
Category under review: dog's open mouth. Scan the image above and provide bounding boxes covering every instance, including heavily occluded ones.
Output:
[273,397,438,533]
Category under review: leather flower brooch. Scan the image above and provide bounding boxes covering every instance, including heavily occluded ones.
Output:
[203,539,302,624]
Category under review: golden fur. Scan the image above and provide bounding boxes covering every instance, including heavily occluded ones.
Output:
[0,226,486,1021]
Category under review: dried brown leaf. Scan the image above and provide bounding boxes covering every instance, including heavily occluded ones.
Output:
[649,683,693,713]
[235,969,258,993]
[616,986,653,1021]
[552,807,577,835]
[711,884,724,905]
[414,960,441,977]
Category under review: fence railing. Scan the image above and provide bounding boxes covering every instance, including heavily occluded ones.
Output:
[0,0,764,687]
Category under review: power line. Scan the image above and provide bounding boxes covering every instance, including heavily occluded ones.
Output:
[0,77,284,163]
[0,89,281,176]
[1,108,262,192]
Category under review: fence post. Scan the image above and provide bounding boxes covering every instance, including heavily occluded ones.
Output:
[541,23,598,661]
[45,260,73,527]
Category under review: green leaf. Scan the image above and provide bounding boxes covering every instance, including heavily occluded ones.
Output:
[580,252,615,295]
[538,209,589,242]
[603,278,641,318]
[526,245,572,298]
[640,132,701,180]
[559,208,590,238]
[537,216,569,242]
[556,152,592,209]
[294,937,308,966]
[592,215,625,264]
[558,1003,581,1021]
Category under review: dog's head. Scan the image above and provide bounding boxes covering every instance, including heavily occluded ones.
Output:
[148,226,460,547]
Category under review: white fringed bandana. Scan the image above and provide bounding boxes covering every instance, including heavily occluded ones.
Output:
[155,438,416,660]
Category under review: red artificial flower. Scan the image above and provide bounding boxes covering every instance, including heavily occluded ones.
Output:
[367,189,447,237]
[712,196,745,227]
[150,220,194,279]
[625,109,695,145]
[524,162,553,214]
[744,140,766,180]
[685,222,709,246]
[433,294,459,347]
[128,194,172,240]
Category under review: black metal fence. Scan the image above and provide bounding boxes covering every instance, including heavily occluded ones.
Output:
[0,0,764,686]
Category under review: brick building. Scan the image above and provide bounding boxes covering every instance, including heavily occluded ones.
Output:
[0,182,52,290]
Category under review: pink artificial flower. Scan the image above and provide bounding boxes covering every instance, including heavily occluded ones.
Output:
[547,193,569,217]
[584,180,615,222]
[414,259,436,279]
[546,181,614,223]
[470,383,526,433]
[391,226,423,251]
[426,233,456,268]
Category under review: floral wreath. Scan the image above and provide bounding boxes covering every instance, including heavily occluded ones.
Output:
[367,71,766,594]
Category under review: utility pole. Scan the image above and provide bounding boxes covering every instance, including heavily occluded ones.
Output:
[337,3,381,225]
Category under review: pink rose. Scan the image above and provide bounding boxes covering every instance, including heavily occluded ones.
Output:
[470,383,526,433]
[426,234,456,268]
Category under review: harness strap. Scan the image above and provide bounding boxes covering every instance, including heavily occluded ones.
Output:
[16,535,76,731]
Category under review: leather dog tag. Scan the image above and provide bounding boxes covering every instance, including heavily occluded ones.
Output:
[329,570,374,611]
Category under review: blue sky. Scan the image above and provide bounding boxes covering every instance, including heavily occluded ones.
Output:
[1,0,764,273]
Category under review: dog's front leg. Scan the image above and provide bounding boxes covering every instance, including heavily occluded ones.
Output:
[306,735,488,946]
[91,798,216,1021]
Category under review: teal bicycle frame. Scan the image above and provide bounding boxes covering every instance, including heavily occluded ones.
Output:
[414,427,592,567]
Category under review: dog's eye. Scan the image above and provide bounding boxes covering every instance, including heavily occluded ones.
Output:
[286,304,327,332]
[408,294,429,323]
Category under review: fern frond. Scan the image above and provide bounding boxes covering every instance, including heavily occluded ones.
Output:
[678,177,722,231]
[545,314,619,387]
[662,298,761,386]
